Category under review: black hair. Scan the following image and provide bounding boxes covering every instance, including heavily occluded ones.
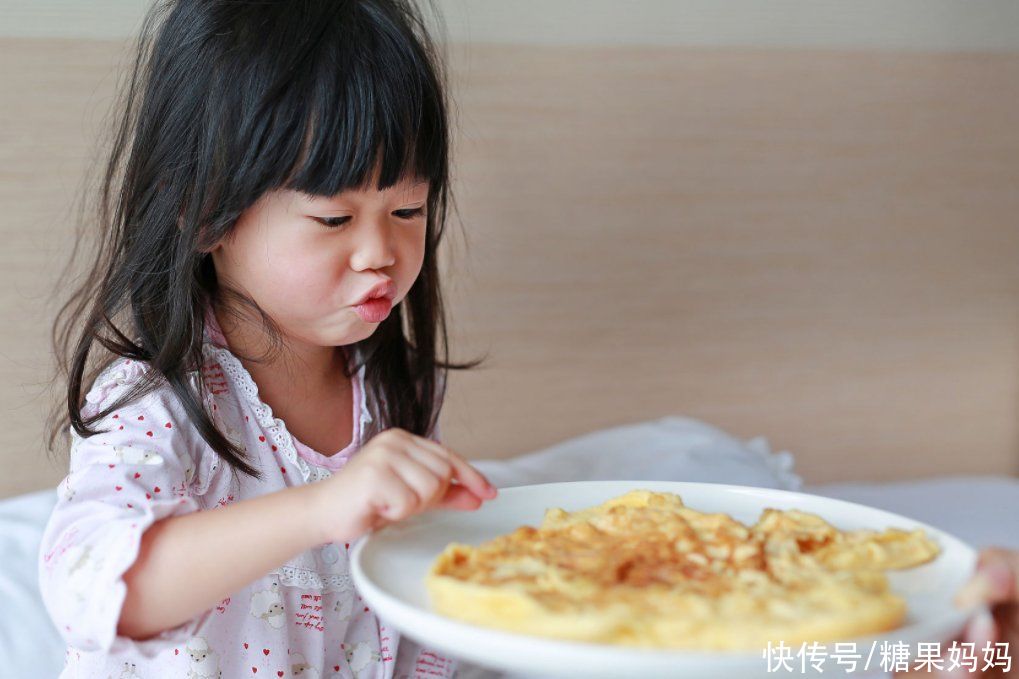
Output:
[47,0,484,480]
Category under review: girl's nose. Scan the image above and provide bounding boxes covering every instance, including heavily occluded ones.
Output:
[349,219,397,271]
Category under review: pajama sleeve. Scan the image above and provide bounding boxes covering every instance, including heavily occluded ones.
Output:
[37,359,211,653]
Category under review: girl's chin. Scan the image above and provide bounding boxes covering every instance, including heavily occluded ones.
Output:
[334,316,380,340]
[290,317,374,347]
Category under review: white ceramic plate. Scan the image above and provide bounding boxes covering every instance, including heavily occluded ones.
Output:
[350,480,979,678]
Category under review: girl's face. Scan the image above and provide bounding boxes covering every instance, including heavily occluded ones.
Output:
[209,172,429,350]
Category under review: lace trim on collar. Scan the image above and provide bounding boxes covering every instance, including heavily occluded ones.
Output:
[200,339,372,483]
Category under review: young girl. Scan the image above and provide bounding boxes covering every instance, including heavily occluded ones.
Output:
[38,1,498,676]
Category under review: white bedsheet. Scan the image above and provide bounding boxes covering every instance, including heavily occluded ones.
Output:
[2,416,1014,678]
[808,476,1019,552]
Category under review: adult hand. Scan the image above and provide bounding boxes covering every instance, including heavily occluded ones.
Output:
[895,547,1017,678]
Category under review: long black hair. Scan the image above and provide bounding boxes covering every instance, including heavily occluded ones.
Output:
[47,0,483,480]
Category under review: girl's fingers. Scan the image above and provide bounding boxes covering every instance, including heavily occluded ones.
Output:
[434,483,484,511]
[411,435,498,501]
[364,432,496,524]
[402,443,454,482]
[386,449,450,511]
[401,445,453,507]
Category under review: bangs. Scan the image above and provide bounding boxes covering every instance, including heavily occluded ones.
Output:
[270,2,448,196]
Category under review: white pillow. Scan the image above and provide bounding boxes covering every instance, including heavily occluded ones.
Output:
[471,415,802,491]
[0,487,65,678]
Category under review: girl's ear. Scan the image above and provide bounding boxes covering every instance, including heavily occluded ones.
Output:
[194,220,225,254]
[175,199,223,253]
[197,238,223,255]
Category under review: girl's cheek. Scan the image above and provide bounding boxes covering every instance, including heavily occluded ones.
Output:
[284,256,341,309]
[276,229,336,273]
[395,227,427,282]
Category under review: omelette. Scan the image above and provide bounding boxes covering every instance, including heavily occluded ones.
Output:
[425,489,939,650]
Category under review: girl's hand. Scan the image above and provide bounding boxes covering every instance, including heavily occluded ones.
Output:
[312,428,498,543]
[895,547,1018,678]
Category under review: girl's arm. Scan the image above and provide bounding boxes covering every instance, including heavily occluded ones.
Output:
[117,481,328,640]
[118,427,494,641]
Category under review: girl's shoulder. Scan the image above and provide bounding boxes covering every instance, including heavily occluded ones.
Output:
[82,348,247,424]
[71,353,242,493]
[81,353,225,424]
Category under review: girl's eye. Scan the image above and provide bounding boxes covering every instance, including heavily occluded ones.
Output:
[316,207,425,229]
[393,207,426,220]
[318,216,351,228]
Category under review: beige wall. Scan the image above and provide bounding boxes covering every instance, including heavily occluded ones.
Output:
[2,35,1018,498]
[4,0,1019,51]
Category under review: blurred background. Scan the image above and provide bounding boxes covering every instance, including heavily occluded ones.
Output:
[2,0,1019,499]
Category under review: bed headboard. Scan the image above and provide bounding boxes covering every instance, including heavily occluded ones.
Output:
[2,37,1017,498]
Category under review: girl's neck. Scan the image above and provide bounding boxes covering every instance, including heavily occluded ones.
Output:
[208,302,349,395]
[208,301,355,456]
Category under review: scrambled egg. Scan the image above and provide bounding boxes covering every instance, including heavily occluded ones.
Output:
[425,490,939,650]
